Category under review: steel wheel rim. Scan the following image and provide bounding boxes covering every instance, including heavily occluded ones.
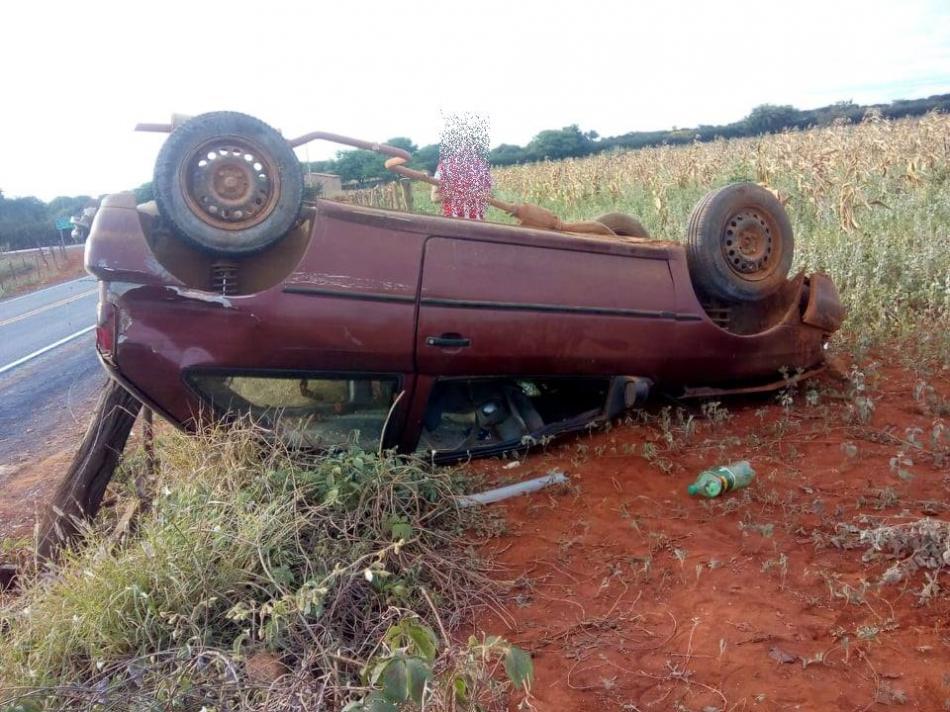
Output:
[720,208,781,282]
[179,136,281,231]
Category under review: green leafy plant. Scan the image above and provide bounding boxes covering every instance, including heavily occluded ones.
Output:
[346,620,533,711]
[0,428,495,711]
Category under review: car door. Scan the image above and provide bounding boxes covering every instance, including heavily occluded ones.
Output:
[415,234,680,377]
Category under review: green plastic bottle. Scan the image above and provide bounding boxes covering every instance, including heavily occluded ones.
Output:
[687,461,755,498]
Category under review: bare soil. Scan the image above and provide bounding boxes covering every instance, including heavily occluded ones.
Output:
[0,448,75,544]
[0,417,151,547]
[0,391,117,546]
[0,248,86,300]
[1,355,947,710]
[471,356,950,711]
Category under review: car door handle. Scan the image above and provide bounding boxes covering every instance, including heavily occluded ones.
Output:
[426,334,471,348]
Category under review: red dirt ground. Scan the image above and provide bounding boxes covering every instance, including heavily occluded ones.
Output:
[1,355,947,709]
[471,357,949,711]
[0,449,73,544]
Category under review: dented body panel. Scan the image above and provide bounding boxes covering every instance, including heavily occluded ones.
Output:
[86,193,843,456]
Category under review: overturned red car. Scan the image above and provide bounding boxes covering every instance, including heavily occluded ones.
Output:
[86,112,844,462]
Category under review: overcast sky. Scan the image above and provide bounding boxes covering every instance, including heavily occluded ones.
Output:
[2,0,948,200]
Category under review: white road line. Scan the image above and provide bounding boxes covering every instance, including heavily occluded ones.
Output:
[0,288,97,328]
[0,275,93,307]
[0,325,96,376]
[2,244,83,256]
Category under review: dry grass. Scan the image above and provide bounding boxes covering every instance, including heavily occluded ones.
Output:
[0,247,81,299]
[833,516,950,602]
[0,425,515,711]
[492,114,950,355]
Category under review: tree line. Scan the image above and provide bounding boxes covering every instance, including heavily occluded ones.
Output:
[306,93,950,184]
[0,191,94,251]
[2,93,948,250]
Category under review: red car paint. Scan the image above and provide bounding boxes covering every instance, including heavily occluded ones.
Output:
[86,192,843,458]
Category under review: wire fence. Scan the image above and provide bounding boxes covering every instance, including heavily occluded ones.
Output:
[0,245,73,297]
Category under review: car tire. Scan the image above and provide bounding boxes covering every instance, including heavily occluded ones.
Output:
[594,212,650,238]
[685,182,793,302]
[154,111,304,256]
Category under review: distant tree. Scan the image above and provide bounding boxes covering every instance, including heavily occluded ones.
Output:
[303,160,335,174]
[0,195,57,248]
[0,200,56,250]
[385,137,417,154]
[830,99,858,116]
[325,137,420,184]
[294,91,949,184]
[332,149,383,183]
[527,125,594,160]
[743,104,802,134]
[488,143,528,165]
[0,195,46,224]
[410,143,440,174]
[47,195,94,220]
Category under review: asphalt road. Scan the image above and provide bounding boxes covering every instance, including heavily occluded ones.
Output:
[0,277,104,464]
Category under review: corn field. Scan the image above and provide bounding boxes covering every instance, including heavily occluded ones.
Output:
[354,114,950,358]
[334,179,414,212]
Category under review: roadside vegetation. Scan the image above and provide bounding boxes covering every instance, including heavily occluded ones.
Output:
[0,246,84,299]
[309,93,950,183]
[0,425,530,711]
[2,112,947,711]
[0,194,94,253]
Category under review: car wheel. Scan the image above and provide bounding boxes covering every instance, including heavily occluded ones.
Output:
[685,182,793,302]
[153,111,304,256]
[594,212,650,238]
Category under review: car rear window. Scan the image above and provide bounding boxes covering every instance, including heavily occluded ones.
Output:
[188,373,398,451]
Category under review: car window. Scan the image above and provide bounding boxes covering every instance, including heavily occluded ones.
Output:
[188,373,398,450]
